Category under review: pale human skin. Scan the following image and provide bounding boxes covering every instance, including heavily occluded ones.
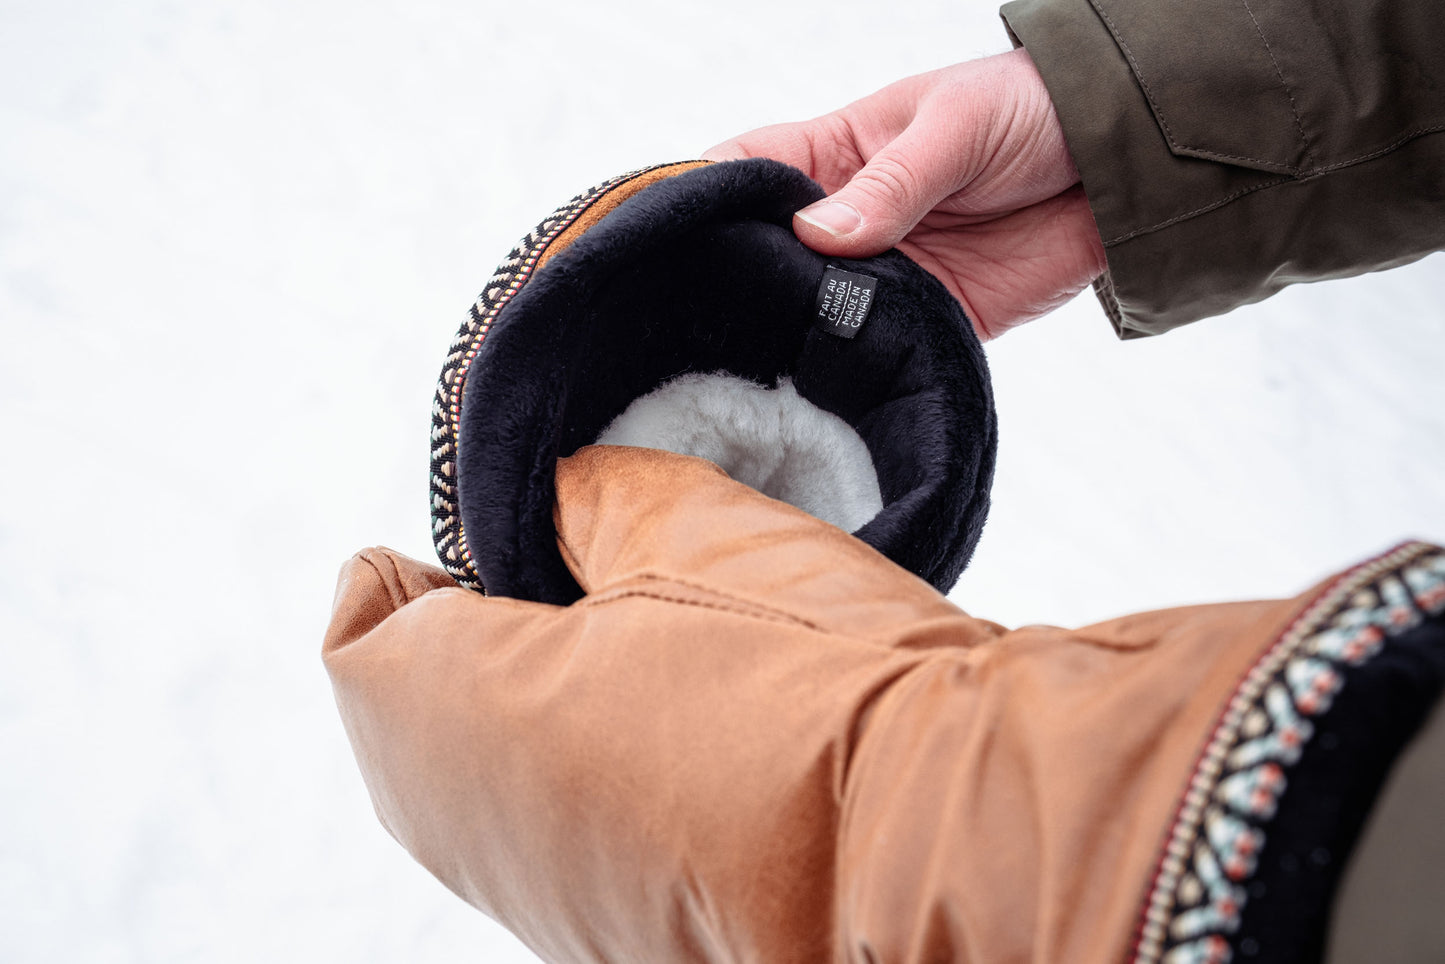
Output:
[703,48,1107,341]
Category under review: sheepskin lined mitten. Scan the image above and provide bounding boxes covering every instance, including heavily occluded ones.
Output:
[329,445,1445,964]
[429,159,996,604]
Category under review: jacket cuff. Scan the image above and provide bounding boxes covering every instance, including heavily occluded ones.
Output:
[1000,0,1274,338]
[1001,0,1445,338]
[999,0,1165,336]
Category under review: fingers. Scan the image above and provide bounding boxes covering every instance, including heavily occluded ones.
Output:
[698,140,747,162]
[792,116,963,257]
[701,119,830,177]
[792,54,1048,257]
[704,94,956,259]
[707,50,1084,277]
[707,85,974,258]
[897,187,1107,339]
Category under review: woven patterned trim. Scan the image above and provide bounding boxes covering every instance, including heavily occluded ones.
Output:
[1130,542,1445,964]
[429,163,702,592]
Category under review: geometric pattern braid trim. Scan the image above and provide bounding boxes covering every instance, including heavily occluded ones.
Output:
[1129,541,1445,964]
[428,163,693,592]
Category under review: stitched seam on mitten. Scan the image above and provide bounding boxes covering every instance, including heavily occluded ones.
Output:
[581,582,825,632]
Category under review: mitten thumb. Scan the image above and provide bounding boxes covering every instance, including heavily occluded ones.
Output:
[323,547,460,657]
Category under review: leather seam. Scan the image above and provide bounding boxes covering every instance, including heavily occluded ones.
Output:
[569,567,833,633]
[580,585,824,631]
[603,572,829,632]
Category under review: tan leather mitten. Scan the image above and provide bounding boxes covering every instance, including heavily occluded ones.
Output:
[325,446,1445,964]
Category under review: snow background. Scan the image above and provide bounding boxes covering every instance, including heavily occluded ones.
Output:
[1,0,1440,961]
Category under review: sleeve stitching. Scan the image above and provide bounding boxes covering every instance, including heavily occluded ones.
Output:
[1103,177,1288,246]
[1089,0,1283,170]
[1102,125,1445,246]
[1312,124,1445,174]
[1238,0,1314,168]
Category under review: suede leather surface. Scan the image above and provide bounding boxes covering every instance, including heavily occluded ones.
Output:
[455,159,995,604]
[326,446,1445,964]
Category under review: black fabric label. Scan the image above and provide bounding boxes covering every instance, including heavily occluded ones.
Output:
[813,266,878,339]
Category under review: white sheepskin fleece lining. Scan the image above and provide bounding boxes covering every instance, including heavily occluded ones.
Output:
[594,372,884,533]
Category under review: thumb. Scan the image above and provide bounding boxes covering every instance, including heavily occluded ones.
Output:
[793,118,966,257]
[323,547,460,657]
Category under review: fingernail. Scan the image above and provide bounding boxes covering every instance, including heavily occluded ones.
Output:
[795,200,861,238]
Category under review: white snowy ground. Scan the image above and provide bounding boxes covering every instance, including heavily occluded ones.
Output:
[1,0,1441,961]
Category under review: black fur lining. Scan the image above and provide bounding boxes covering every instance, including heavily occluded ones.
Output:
[457,159,996,604]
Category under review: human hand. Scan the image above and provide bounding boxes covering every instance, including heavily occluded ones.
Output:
[703,48,1106,340]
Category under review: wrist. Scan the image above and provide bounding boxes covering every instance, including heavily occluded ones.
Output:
[998,46,1080,192]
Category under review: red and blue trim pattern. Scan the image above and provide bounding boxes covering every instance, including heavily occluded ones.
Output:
[1132,542,1445,964]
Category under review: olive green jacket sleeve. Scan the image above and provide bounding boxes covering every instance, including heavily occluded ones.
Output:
[1000,0,1445,338]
